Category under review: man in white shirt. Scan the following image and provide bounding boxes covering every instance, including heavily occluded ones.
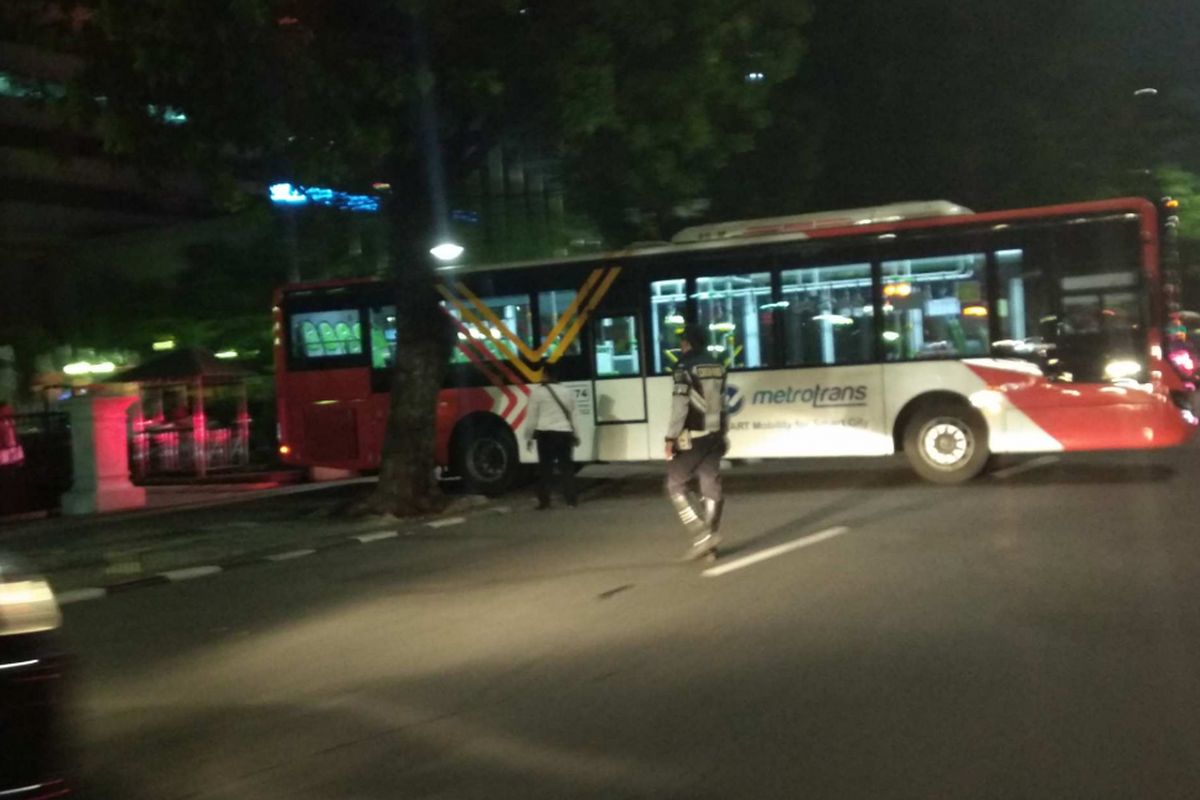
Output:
[524,364,579,509]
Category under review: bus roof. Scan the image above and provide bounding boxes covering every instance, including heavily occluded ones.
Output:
[279,196,1155,291]
[669,200,974,244]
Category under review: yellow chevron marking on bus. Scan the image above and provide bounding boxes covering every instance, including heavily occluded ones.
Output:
[437,286,521,362]
[456,282,541,362]
[436,286,541,382]
[535,268,604,358]
[548,267,622,365]
[438,264,621,380]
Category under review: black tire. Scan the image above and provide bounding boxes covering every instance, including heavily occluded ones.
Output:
[453,421,519,496]
[902,402,989,484]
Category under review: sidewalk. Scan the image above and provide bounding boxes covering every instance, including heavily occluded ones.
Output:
[0,465,635,596]
[0,478,423,593]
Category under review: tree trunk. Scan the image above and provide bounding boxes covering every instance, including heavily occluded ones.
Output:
[357,249,454,517]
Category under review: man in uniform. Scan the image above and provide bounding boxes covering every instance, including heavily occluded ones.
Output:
[664,324,728,559]
[524,363,580,509]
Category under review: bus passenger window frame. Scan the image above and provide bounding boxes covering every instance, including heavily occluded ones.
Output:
[284,305,370,372]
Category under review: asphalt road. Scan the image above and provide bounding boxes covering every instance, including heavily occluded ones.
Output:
[58,446,1200,798]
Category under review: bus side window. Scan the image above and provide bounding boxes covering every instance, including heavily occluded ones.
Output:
[781,263,873,366]
[300,321,322,358]
[594,315,641,377]
[880,254,988,361]
[442,293,533,363]
[369,306,397,369]
[318,322,344,356]
[537,290,583,359]
[650,278,687,373]
[335,322,362,354]
[693,272,776,369]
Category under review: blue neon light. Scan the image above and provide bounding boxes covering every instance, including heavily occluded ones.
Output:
[268,182,379,213]
[269,183,309,205]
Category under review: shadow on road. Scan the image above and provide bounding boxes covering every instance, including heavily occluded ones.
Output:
[994,462,1175,486]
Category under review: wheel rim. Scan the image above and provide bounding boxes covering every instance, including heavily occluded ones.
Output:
[919,417,974,469]
[468,437,508,482]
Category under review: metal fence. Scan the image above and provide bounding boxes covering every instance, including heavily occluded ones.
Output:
[0,412,72,518]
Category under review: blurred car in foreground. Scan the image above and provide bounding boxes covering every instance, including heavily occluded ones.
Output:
[0,556,71,798]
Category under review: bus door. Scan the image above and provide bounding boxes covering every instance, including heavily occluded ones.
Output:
[590,311,650,460]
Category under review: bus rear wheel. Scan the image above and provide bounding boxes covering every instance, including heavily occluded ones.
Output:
[902,403,989,484]
[454,422,519,496]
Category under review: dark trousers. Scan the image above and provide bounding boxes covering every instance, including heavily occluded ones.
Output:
[536,431,577,506]
[666,433,724,503]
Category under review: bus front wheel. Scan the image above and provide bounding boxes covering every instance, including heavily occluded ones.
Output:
[902,404,989,484]
[454,422,519,496]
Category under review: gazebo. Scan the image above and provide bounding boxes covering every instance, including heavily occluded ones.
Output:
[112,348,255,478]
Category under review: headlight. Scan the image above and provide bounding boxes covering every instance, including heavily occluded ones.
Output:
[0,578,62,636]
[1104,359,1142,381]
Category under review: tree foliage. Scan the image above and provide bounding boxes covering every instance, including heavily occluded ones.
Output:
[56,0,811,512]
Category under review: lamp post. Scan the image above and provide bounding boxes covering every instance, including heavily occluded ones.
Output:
[1131,87,1162,201]
[269,182,306,283]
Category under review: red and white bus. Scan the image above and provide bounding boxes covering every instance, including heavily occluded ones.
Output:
[273,196,1196,492]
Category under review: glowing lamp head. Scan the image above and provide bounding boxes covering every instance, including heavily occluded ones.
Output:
[279,444,291,456]
[430,242,465,262]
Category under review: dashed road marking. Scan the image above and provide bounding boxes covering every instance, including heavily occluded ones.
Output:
[354,531,399,544]
[991,455,1060,480]
[57,588,107,605]
[427,516,466,529]
[265,549,317,562]
[161,565,222,582]
[702,526,850,578]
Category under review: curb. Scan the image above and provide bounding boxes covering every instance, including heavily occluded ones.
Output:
[0,477,379,539]
[53,504,511,605]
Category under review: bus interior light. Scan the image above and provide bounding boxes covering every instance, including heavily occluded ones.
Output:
[279,445,291,455]
[152,339,176,351]
[962,305,988,317]
[812,314,854,326]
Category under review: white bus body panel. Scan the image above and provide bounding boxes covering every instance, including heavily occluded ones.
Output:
[516,361,1064,464]
[633,359,1062,461]
[646,367,892,459]
[593,377,650,460]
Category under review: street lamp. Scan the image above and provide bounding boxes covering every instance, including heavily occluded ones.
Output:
[430,241,465,263]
